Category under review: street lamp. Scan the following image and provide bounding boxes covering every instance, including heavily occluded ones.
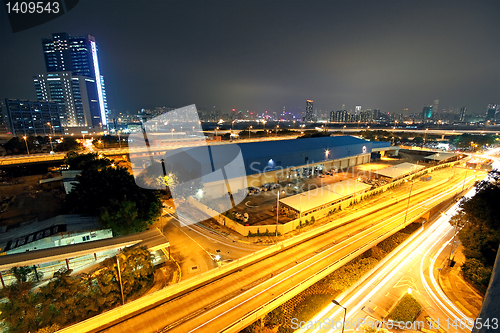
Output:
[403,178,414,226]
[249,125,252,139]
[116,256,125,305]
[49,136,54,151]
[332,299,347,333]
[117,131,122,149]
[276,190,284,237]
[215,126,219,137]
[424,128,428,146]
[171,128,175,139]
[23,136,30,155]
[342,125,346,135]
[275,124,279,137]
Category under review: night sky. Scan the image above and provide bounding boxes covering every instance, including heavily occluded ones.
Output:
[1,0,499,116]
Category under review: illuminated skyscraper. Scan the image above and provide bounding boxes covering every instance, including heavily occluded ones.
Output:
[459,107,466,122]
[422,106,433,119]
[305,100,314,122]
[35,33,108,128]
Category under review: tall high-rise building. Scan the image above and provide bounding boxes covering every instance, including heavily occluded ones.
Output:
[459,107,466,122]
[305,100,314,122]
[422,106,433,119]
[433,99,439,115]
[486,104,498,121]
[35,33,109,128]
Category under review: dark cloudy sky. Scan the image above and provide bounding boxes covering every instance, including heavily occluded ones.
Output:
[1,0,499,116]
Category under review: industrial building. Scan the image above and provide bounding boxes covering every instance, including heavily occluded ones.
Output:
[149,136,396,199]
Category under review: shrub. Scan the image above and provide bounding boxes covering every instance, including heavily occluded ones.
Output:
[388,294,422,322]
[461,258,492,288]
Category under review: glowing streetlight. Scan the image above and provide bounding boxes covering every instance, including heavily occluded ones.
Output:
[171,128,175,139]
[332,300,347,333]
[23,136,30,155]
[49,136,54,151]
[276,190,284,237]
[249,125,252,139]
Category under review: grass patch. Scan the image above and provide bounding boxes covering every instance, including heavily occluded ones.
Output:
[292,294,332,322]
[388,293,422,322]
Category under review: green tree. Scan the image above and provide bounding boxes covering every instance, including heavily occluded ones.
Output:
[461,258,492,287]
[100,246,154,302]
[100,200,147,235]
[0,267,41,333]
[64,152,111,171]
[65,166,162,235]
[56,137,82,152]
[456,171,500,266]
[3,137,35,155]
[39,269,88,327]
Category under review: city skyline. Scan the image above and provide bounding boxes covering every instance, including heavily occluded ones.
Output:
[1,0,499,116]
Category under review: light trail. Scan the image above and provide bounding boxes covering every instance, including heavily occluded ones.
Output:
[302,173,484,333]
[185,169,478,332]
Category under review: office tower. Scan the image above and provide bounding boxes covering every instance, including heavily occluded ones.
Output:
[486,104,497,121]
[433,99,439,115]
[0,100,10,134]
[459,107,466,122]
[305,100,314,122]
[372,109,380,121]
[355,105,361,114]
[35,33,108,128]
[5,99,64,136]
[422,106,433,119]
[334,110,348,122]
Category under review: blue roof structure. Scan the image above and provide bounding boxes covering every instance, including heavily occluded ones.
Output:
[159,136,390,179]
[235,136,388,175]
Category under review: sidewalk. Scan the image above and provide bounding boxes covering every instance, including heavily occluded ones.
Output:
[438,245,484,318]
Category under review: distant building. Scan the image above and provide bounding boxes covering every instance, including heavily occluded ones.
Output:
[5,99,64,136]
[459,107,466,122]
[422,106,433,120]
[35,33,109,128]
[305,100,314,122]
[486,104,497,121]
[433,99,439,115]
[331,110,348,123]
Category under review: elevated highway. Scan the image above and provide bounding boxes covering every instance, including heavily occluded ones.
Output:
[57,167,481,333]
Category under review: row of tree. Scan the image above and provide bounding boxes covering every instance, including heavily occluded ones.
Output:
[0,247,154,333]
[451,170,500,288]
[2,135,127,155]
[3,136,82,154]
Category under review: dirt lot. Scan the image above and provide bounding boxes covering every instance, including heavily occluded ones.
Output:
[0,174,65,228]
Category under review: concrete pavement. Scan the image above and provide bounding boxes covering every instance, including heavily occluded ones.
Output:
[438,245,484,318]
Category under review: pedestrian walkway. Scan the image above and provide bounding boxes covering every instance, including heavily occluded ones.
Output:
[438,245,484,318]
